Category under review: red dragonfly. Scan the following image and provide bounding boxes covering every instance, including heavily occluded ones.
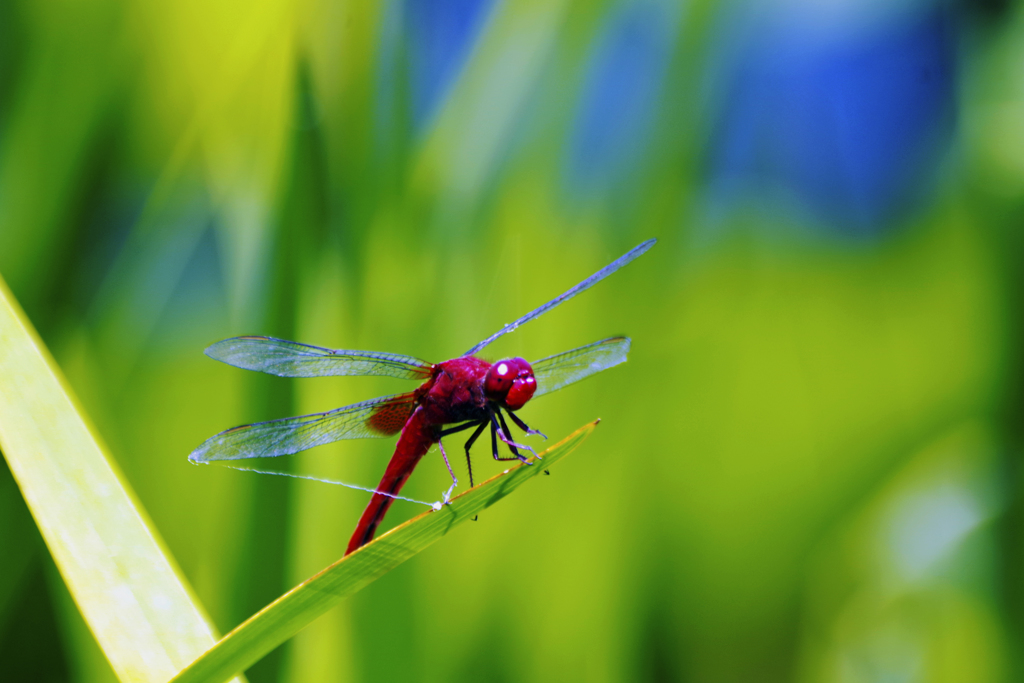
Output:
[190,238,655,554]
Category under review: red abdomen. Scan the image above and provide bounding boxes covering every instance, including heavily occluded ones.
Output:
[346,407,435,554]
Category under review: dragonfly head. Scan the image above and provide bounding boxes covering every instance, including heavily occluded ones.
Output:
[485,357,536,411]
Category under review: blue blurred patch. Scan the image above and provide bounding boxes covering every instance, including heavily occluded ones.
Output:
[564,2,676,197]
[404,0,497,129]
[707,7,957,238]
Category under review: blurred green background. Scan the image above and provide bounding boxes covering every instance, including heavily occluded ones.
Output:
[3,0,1024,680]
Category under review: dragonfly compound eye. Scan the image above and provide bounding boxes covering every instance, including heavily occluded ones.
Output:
[503,358,536,410]
[485,360,516,397]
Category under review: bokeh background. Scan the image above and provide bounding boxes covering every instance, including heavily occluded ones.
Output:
[2,0,1024,680]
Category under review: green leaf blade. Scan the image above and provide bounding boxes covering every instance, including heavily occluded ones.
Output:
[0,275,236,683]
[172,420,598,683]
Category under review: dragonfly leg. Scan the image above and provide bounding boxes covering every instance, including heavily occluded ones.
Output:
[498,410,542,460]
[439,421,481,437]
[506,410,547,440]
[491,412,534,463]
[438,440,458,504]
[489,414,524,462]
[462,421,488,487]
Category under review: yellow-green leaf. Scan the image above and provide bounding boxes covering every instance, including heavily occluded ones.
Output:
[172,420,598,683]
[0,274,238,683]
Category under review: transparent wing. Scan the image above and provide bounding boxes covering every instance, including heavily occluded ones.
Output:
[465,238,655,356]
[206,336,433,380]
[531,337,631,399]
[188,393,417,462]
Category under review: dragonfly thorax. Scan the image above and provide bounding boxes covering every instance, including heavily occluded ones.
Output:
[484,357,536,411]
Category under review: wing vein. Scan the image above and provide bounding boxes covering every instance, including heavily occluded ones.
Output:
[206,336,433,379]
[189,393,418,462]
[531,337,631,398]
[465,238,655,355]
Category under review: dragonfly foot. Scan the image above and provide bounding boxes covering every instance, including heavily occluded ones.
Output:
[441,482,458,505]
[496,431,540,459]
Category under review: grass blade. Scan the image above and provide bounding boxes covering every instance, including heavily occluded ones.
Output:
[0,275,238,683]
[171,420,599,683]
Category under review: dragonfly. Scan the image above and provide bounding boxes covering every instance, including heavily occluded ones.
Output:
[190,238,655,555]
